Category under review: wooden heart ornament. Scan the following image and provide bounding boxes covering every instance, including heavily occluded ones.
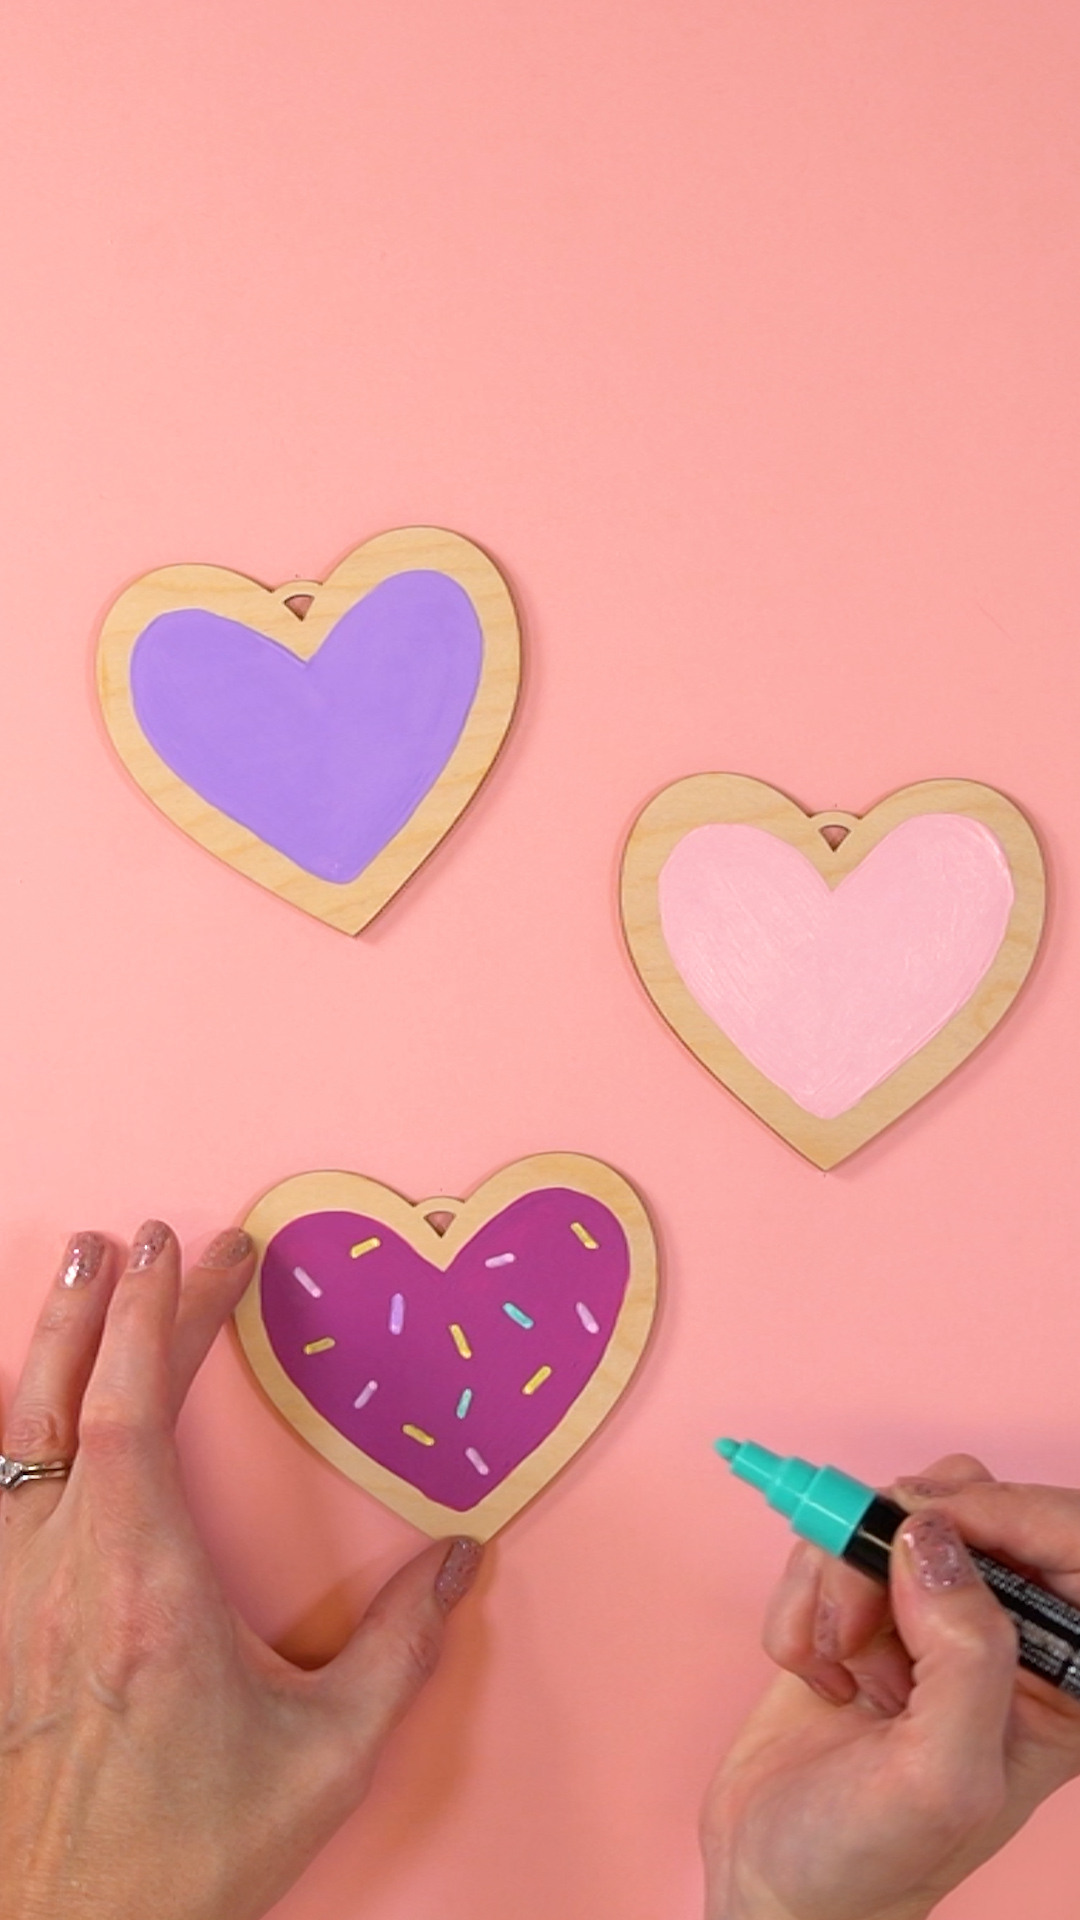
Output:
[233,1156,658,1539]
[620,775,1045,1169]
[96,527,520,932]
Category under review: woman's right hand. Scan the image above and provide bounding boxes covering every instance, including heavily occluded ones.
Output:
[702,1457,1080,1920]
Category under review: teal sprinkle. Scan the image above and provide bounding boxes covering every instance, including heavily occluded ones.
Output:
[503,1301,534,1329]
[456,1388,473,1419]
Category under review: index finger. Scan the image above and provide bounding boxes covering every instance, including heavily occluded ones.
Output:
[814,1455,1000,1660]
[890,1451,997,1502]
[894,1480,1080,1600]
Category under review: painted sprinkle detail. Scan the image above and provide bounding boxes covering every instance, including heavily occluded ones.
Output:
[571,1221,598,1249]
[293,1266,322,1298]
[258,1188,635,1510]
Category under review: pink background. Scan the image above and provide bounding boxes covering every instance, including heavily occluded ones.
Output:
[2,2,1079,1913]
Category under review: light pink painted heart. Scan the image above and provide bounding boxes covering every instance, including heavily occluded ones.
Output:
[658,814,1015,1119]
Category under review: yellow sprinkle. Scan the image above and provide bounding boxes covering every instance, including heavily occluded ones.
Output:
[403,1423,436,1446]
[350,1236,381,1258]
[449,1322,473,1359]
[522,1365,553,1396]
[570,1221,598,1249]
[303,1337,336,1355]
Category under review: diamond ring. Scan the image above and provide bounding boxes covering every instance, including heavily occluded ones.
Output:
[0,1452,73,1492]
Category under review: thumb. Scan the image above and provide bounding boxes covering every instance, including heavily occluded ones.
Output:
[316,1537,484,1747]
[889,1509,1017,1818]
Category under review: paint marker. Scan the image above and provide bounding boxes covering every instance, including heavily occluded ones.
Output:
[717,1437,1080,1699]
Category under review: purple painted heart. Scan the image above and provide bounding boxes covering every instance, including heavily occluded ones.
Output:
[130,572,483,883]
[95,529,521,931]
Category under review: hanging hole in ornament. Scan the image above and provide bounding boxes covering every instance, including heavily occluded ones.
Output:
[819,823,850,851]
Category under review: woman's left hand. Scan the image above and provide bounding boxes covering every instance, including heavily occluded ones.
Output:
[1,1220,482,1920]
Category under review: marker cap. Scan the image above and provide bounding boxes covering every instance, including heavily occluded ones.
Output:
[716,1438,875,1556]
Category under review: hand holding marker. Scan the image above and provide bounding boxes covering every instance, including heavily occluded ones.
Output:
[703,1451,1080,1918]
[718,1438,1080,1696]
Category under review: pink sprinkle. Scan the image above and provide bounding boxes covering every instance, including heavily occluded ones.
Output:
[576,1302,599,1334]
[353,1380,378,1409]
[485,1252,515,1268]
[389,1294,405,1335]
[465,1447,490,1476]
[293,1266,322,1299]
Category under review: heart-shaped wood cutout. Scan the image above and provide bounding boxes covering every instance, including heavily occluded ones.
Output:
[620,775,1046,1168]
[96,527,521,932]
[233,1156,658,1538]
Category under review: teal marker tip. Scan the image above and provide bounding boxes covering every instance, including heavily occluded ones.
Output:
[714,1436,1080,1701]
[714,1434,876,1557]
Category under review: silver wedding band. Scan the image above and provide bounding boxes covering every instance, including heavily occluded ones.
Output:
[0,1452,73,1492]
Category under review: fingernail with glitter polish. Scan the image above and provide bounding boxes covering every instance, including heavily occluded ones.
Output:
[435,1538,483,1614]
[813,1596,842,1662]
[59,1232,107,1289]
[900,1511,977,1591]
[129,1220,171,1271]
[894,1477,965,1500]
[202,1229,254,1269]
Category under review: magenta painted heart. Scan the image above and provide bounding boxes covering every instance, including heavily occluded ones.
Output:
[258,1189,633,1512]
[658,814,1015,1119]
